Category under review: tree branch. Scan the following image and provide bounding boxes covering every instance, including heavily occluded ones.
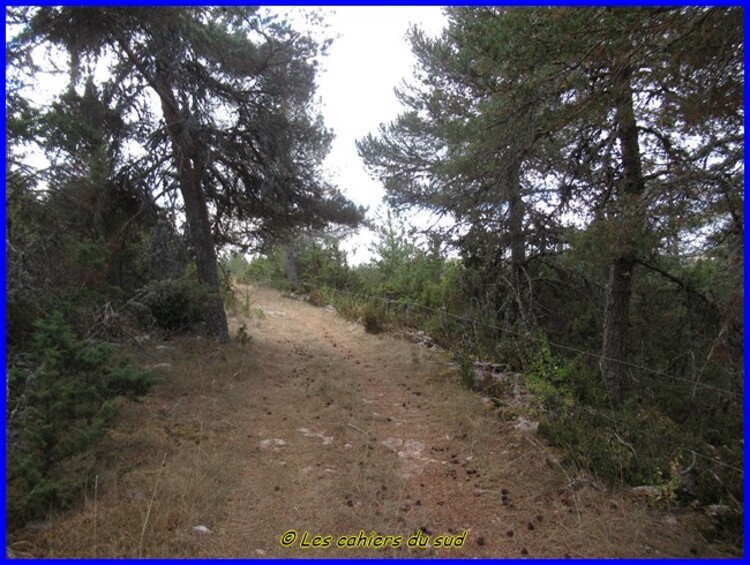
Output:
[634,257,718,311]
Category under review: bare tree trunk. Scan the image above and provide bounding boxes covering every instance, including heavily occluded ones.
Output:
[114,38,230,342]
[600,64,645,403]
[179,158,229,342]
[601,256,634,402]
[504,162,529,330]
[508,173,526,285]
[285,242,298,285]
[159,91,229,342]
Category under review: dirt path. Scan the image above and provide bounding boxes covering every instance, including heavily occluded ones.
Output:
[205,287,710,558]
[8,286,716,557]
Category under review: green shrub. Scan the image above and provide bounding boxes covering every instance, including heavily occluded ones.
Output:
[527,342,684,490]
[307,289,326,307]
[328,292,363,322]
[525,340,607,412]
[362,302,386,334]
[457,353,479,391]
[131,278,210,332]
[241,254,282,284]
[6,313,152,527]
[540,405,679,486]
[524,341,577,417]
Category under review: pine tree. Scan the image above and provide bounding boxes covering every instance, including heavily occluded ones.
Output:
[358,7,742,402]
[12,7,364,340]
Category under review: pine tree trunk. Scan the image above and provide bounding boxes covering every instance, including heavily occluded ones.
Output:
[285,243,298,284]
[601,256,634,403]
[506,162,528,329]
[159,91,229,342]
[179,160,229,342]
[600,63,645,402]
[112,38,230,340]
[509,177,525,284]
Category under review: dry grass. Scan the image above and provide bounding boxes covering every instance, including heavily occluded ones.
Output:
[7,326,260,557]
[6,285,724,558]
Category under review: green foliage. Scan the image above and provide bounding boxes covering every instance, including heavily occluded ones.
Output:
[362,302,386,334]
[243,254,285,285]
[295,236,357,291]
[75,240,108,273]
[223,251,252,281]
[7,313,152,527]
[457,353,479,391]
[321,289,362,322]
[243,235,359,294]
[306,289,326,307]
[541,407,664,486]
[525,342,607,412]
[236,324,251,345]
[132,278,211,332]
[525,341,577,416]
[365,212,445,307]
[541,403,709,498]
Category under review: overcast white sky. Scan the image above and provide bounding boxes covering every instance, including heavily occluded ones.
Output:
[285,6,448,264]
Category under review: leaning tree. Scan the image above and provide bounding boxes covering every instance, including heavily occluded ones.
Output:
[10,7,364,340]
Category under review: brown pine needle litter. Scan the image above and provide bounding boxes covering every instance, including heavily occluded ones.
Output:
[6,286,726,558]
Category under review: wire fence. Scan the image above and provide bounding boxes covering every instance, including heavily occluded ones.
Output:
[252,277,744,480]
[310,284,742,400]
[321,285,744,473]
[591,408,743,475]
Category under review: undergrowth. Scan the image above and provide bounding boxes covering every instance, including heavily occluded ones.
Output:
[277,283,743,550]
[239,230,743,552]
[6,313,153,528]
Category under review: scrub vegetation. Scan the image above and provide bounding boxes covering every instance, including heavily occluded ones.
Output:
[5,6,742,556]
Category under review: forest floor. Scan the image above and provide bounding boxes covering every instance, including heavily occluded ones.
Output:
[7,285,724,558]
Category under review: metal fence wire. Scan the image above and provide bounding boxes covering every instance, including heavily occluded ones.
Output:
[256,278,743,480]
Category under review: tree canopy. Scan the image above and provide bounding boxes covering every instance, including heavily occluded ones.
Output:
[8,6,365,340]
[358,6,743,401]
